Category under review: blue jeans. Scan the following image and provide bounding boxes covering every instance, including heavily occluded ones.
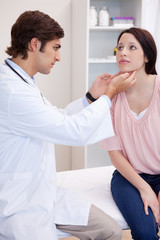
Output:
[111,170,160,240]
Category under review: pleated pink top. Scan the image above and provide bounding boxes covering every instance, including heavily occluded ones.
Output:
[101,75,160,174]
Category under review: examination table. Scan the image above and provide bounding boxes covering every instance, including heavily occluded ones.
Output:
[56,165,129,239]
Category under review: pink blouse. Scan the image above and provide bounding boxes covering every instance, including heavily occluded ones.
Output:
[101,75,160,174]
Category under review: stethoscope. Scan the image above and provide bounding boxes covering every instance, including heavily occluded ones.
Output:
[5,59,29,84]
[5,59,46,104]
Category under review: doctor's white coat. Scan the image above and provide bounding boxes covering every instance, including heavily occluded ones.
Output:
[0,63,114,240]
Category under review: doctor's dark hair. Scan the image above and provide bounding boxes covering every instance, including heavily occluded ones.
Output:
[117,27,157,75]
[6,10,64,59]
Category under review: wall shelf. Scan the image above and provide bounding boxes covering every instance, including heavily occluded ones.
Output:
[89,58,116,63]
[72,0,142,170]
[89,25,134,31]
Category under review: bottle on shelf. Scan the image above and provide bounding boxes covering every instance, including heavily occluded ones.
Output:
[89,6,98,27]
[114,46,117,56]
[111,17,134,28]
[98,6,109,27]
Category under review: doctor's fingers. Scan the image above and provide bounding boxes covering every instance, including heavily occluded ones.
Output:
[110,71,136,81]
[109,71,136,94]
[110,71,121,80]
[96,73,111,81]
[127,71,137,86]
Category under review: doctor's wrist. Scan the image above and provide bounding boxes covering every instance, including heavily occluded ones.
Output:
[104,87,116,100]
[86,91,97,103]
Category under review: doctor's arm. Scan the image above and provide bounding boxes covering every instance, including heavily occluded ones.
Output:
[64,71,136,115]
[8,72,136,146]
[109,150,160,224]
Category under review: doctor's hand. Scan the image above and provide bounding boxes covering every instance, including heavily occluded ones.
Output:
[88,71,136,102]
[88,73,112,101]
[104,71,136,100]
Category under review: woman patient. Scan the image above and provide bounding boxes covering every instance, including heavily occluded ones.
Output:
[101,27,160,240]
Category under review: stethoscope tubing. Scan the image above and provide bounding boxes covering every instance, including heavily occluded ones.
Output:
[4,59,46,104]
[5,60,29,84]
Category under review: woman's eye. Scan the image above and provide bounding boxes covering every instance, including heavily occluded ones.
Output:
[117,46,123,51]
[130,45,136,50]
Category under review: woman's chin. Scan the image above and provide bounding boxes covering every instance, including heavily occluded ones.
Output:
[118,67,134,73]
[120,70,134,74]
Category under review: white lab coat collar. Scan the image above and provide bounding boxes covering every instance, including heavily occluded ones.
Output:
[5,58,37,88]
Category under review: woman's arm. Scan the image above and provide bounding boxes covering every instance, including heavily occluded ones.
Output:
[109,150,160,224]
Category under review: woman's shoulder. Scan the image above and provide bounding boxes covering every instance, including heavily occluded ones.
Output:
[155,75,160,93]
[155,75,160,81]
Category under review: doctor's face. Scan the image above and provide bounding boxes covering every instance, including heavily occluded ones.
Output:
[35,39,61,75]
[116,33,147,73]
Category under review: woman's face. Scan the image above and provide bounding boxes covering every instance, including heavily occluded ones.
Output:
[116,33,147,73]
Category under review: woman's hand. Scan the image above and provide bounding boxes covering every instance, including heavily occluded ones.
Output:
[140,185,160,224]
[109,150,160,225]
[157,192,160,225]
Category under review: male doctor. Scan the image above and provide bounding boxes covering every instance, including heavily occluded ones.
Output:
[0,10,136,240]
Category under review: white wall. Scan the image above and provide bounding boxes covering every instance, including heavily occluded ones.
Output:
[0,0,72,171]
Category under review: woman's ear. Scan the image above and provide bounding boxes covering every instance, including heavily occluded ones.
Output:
[144,56,149,63]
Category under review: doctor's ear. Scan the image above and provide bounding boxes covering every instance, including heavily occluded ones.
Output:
[29,38,41,51]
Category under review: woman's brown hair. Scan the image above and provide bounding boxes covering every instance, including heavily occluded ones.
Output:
[117,27,157,75]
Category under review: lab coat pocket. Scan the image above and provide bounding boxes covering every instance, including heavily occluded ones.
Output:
[0,172,32,218]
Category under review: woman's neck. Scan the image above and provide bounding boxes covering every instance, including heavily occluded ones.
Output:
[126,70,154,94]
[124,70,156,115]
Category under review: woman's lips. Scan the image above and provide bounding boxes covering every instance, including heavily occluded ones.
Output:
[119,59,130,64]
